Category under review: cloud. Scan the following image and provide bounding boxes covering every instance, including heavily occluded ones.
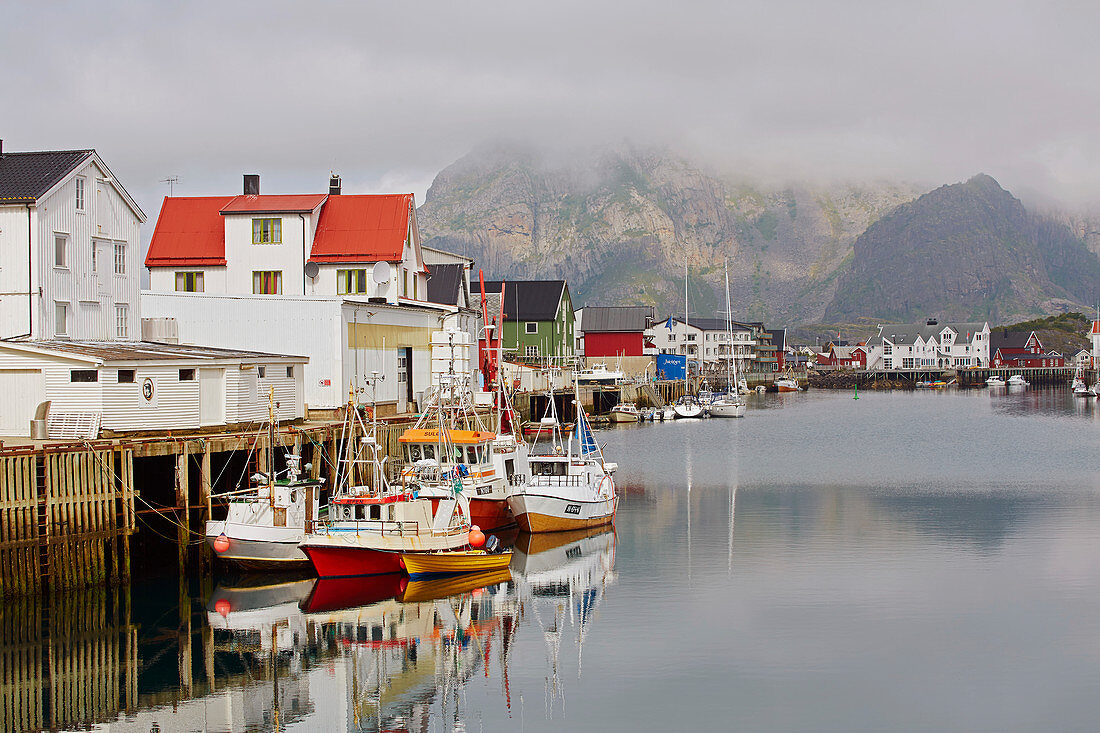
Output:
[4,0,1100,220]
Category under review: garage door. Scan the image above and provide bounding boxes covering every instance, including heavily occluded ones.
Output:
[0,370,46,437]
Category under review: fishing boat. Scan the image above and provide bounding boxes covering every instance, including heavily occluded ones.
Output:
[608,402,641,423]
[986,375,1006,387]
[397,328,531,532]
[299,386,473,578]
[1072,366,1092,395]
[401,549,513,578]
[574,361,625,385]
[1007,374,1029,387]
[775,368,802,392]
[507,379,618,532]
[205,389,326,570]
[708,262,747,418]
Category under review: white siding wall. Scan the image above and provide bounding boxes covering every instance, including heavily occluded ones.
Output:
[308,262,402,301]
[141,291,342,408]
[35,159,142,340]
[0,205,32,338]
[223,213,313,295]
[148,266,229,295]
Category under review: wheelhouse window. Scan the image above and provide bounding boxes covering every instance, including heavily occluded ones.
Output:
[175,271,204,292]
[70,369,98,383]
[337,269,367,295]
[252,218,281,244]
[253,271,282,294]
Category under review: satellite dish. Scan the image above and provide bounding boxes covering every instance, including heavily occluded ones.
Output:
[372,261,391,284]
[304,261,319,279]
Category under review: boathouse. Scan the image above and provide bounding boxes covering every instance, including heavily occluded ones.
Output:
[0,339,307,437]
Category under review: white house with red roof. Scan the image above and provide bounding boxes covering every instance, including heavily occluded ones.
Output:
[145,175,427,302]
[141,175,476,412]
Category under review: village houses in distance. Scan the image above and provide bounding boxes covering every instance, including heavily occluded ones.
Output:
[2,143,1100,439]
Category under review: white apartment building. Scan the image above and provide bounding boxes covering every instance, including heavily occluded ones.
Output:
[864,319,991,370]
[649,316,758,374]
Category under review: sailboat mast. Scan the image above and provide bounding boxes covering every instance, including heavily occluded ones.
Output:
[684,258,689,395]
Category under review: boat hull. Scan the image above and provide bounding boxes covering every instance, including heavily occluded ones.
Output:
[205,521,312,570]
[425,495,513,532]
[507,493,617,533]
[775,383,800,393]
[299,543,406,578]
[673,404,704,419]
[608,410,639,423]
[707,401,746,418]
[401,550,513,577]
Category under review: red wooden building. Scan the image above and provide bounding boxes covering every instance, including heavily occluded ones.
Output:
[579,306,654,357]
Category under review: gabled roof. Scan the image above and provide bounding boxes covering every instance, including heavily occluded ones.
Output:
[426,263,466,306]
[220,194,327,214]
[581,306,653,333]
[662,315,762,333]
[989,329,1038,352]
[310,194,412,263]
[768,328,786,351]
[481,281,567,321]
[0,150,92,203]
[873,321,988,346]
[146,196,235,267]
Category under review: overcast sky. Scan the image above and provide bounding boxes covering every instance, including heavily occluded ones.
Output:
[4,1,1099,221]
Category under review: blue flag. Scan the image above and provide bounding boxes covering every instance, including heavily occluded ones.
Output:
[664,316,675,330]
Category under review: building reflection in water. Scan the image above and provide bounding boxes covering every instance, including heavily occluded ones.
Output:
[27,527,617,732]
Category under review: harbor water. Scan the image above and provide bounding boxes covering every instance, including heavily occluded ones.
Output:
[23,387,1100,732]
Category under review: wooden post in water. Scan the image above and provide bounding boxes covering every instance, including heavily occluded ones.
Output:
[198,446,212,575]
[175,449,190,578]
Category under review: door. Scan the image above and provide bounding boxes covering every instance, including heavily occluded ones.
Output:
[0,370,46,436]
[404,347,414,408]
[396,348,411,413]
[199,368,226,426]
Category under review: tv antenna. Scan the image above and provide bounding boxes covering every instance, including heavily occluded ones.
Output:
[161,176,180,196]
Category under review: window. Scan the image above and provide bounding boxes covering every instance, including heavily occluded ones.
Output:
[883,343,892,355]
[258,366,266,378]
[253,271,282,294]
[525,345,539,357]
[70,369,98,383]
[686,334,696,342]
[397,354,406,382]
[252,218,281,244]
[179,369,195,381]
[902,358,916,369]
[115,304,129,338]
[175,271,204,292]
[403,268,408,296]
[55,236,67,267]
[55,302,68,336]
[413,276,418,300]
[75,177,86,211]
[669,334,676,342]
[113,242,126,274]
[118,369,135,383]
[286,366,294,378]
[525,322,538,334]
[91,241,97,272]
[337,269,367,294]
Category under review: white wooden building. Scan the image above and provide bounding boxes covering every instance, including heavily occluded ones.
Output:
[0,340,307,438]
[864,319,991,370]
[0,145,146,340]
[140,291,478,413]
[649,316,758,373]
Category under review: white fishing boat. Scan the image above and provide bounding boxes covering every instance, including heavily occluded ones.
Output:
[608,402,641,422]
[986,375,1006,387]
[708,262,747,418]
[775,368,802,392]
[574,362,624,384]
[1072,366,1093,396]
[206,390,326,570]
[1007,374,1029,387]
[507,379,617,533]
[299,385,472,578]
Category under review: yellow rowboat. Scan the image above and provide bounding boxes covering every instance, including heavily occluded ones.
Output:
[401,549,513,578]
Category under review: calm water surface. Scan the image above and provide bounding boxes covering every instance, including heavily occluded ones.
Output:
[47,388,1100,731]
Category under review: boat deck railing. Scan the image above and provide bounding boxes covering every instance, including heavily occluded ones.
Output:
[309,519,422,536]
[529,474,586,487]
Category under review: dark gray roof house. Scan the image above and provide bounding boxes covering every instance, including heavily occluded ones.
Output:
[425,263,469,308]
[0,148,94,202]
[481,280,568,321]
[581,306,654,332]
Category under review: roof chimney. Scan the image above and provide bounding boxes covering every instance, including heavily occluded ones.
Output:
[329,173,342,196]
[243,174,259,195]
[0,139,4,157]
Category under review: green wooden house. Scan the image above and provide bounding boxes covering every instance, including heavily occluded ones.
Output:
[482,280,574,363]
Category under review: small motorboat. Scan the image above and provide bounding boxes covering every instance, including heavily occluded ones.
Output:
[401,549,513,578]
[1007,374,1029,387]
[986,376,1006,387]
[1072,366,1092,396]
[608,403,641,423]
[775,368,802,392]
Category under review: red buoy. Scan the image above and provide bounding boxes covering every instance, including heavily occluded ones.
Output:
[468,529,486,549]
[214,598,231,617]
[213,533,230,553]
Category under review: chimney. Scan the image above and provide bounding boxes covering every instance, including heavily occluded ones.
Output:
[0,139,4,157]
[329,173,342,196]
[243,174,260,195]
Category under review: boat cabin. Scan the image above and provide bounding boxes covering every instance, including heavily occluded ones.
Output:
[399,428,496,467]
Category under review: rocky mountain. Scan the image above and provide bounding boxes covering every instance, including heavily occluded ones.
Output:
[823,174,1100,324]
[417,144,919,323]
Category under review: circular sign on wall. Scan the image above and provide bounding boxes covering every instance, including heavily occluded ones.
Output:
[142,377,155,402]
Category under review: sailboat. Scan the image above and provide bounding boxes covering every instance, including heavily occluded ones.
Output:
[205,388,326,570]
[673,258,705,418]
[707,261,747,418]
[506,378,618,532]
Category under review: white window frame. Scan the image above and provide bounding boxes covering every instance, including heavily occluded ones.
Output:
[55,301,69,336]
[113,242,126,275]
[75,176,86,211]
[525,322,538,334]
[525,345,539,358]
[55,235,68,268]
[115,304,129,339]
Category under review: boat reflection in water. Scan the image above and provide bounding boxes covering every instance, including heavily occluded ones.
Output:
[99,527,617,731]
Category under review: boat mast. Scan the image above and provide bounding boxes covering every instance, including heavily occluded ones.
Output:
[684,257,690,398]
[724,260,738,390]
[267,386,276,503]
